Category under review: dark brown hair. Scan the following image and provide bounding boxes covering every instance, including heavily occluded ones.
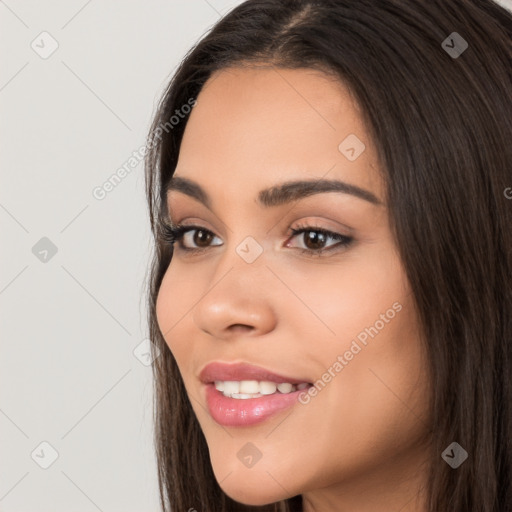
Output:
[143,1,512,510]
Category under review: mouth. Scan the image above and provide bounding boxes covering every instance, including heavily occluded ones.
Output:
[199,362,314,427]
[212,380,310,398]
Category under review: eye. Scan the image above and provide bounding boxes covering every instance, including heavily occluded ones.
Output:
[286,224,354,256]
[161,224,222,253]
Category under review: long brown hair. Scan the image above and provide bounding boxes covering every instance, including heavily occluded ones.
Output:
[143,1,512,510]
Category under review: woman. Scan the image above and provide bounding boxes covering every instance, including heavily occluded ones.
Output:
[143,1,512,510]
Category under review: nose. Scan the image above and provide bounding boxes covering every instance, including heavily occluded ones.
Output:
[192,251,278,340]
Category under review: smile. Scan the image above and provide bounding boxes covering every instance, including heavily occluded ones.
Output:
[215,380,310,398]
[199,362,313,426]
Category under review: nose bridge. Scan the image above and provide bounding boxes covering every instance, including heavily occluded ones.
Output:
[214,216,271,277]
[191,233,277,337]
[223,230,274,291]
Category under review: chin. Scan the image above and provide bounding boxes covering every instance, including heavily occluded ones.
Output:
[213,467,292,506]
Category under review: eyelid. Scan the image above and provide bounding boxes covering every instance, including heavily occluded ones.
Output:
[168,216,222,235]
[169,215,353,236]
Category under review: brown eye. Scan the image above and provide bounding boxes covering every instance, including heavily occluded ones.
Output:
[164,224,223,252]
[193,229,214,247]
[303,231,328,250]
[287,225,354,256]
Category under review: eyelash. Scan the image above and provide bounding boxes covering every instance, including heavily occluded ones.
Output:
[161,222,354,257]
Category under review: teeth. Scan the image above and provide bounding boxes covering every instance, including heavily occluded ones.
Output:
[239,380,260,393]
[222,381,240,395]
[213,380,309,398]
[231,393,262,399]
[277,383,293,394]
[260,381,277,395]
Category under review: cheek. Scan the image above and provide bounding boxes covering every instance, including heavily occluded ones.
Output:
[155,264,195,354]
[278,300,428,493]
[335,297,427,418]
[277,248,428,462]
[315,256,426,417]
[274,242,410,347]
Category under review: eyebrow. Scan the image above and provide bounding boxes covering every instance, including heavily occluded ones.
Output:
[166,175,382,208]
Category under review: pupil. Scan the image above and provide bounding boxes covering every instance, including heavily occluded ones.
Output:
[194,230,212,247]
[306,231,325,249]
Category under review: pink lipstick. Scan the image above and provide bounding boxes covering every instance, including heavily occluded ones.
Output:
[200,362,312,427]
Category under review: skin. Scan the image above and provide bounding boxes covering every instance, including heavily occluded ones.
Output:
[155,66,432,512]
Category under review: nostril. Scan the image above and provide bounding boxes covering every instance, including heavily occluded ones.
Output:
[229,324,253,332]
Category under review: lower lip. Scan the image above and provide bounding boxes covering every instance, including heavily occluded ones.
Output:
[204,383,307,427]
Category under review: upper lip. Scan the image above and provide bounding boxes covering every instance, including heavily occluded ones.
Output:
[199,362,311,385]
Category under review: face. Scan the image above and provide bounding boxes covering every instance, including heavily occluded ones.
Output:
[155,66,431,510]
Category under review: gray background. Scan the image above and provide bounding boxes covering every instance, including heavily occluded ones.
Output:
[0,1,244,511]
[1,0,511,511]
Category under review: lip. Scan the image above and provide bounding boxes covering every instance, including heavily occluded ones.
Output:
[200,362,312,427]
[199,361,311,385]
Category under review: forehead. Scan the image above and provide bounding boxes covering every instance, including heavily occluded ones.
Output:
[174,66,383,203]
